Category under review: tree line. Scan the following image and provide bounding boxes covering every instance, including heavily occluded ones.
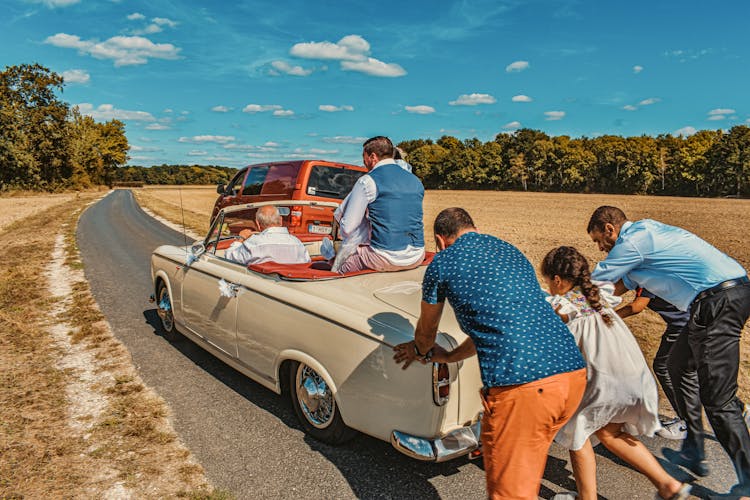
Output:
[114,164,236,185]
[1,64,129,190]
[398,127,750,197]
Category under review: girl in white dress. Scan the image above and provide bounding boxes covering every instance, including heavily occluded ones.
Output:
[541,246,690,500]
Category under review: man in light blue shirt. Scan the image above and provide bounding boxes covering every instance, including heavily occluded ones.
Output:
[588,205,750,495]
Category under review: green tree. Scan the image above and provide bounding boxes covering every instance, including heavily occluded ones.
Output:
[1,63,70,188]
[710,126,750,197]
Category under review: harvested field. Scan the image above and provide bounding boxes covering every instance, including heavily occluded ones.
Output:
[0,192,78,232]
[135,185,750,403]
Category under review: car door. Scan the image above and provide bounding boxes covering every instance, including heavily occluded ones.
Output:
[181,255,241,357]
[180,219,244,358]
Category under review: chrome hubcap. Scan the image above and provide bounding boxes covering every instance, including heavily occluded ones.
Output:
[296,364,334,429]
[157,287,173,331]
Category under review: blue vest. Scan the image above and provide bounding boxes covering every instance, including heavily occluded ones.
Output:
[367,163,425,251]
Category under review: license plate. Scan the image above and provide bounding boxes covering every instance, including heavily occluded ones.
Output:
[308,224,332,235]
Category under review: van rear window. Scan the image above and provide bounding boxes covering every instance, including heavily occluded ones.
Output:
[241,163,300,197]
[306,165,365,200]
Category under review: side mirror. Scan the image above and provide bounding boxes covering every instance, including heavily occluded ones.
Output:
[277,206,291,216]
[191,242,206,257]
[216,183,226,195]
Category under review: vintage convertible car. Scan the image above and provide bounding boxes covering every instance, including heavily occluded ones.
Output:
[150,201,483,462]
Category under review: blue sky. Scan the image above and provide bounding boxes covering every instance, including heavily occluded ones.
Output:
[2,0,749,167]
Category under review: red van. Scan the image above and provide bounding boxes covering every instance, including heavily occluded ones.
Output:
[211,160,367,235]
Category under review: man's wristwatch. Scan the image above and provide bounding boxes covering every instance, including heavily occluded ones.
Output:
[413,342,433,362]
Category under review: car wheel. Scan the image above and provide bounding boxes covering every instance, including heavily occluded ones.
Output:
[289,361,356,445]
[156,281,179,342]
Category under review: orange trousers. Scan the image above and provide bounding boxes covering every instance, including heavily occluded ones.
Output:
[481,368,586,500]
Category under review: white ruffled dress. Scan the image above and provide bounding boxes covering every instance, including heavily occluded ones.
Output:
[547,283,661,451]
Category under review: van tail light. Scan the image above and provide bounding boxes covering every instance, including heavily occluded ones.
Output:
[290,205,302,227]
[432,362,450,406]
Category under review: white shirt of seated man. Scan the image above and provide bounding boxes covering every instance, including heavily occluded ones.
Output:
[225,205,311,265]
[332,158,424,272]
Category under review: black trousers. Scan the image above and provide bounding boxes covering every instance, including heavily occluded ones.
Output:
[669,282,750,486]
[654,325,689,416]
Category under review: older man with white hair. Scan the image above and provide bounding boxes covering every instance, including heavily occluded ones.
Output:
[225,205,310,265]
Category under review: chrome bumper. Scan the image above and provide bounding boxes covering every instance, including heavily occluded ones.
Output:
[390,419,481,462]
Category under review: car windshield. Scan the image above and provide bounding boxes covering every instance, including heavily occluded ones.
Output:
[306,165,364,199]
[205,208,258,253]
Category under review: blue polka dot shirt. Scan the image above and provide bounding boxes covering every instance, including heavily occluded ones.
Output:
[423,232,585,387]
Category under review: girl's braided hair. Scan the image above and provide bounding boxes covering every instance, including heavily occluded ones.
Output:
[541,246,613,326]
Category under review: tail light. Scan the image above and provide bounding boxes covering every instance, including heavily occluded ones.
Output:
[290,205,302,227]
[432,362,450,406]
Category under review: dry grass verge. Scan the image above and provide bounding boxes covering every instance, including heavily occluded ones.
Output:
[0,195,227,498]
[133,187,213,236]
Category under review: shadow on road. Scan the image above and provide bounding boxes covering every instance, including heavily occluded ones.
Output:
[143,308,724,499]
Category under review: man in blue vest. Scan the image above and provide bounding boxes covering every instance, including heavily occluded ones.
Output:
[333,136,425,274]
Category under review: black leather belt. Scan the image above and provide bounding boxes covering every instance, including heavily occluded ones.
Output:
[693,276,749,303]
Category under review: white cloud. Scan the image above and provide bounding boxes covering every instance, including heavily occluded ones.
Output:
[45,33,180,67]
[178,135,235,144]
[130,24,163,36]
[129,145,162,152]
[145,123,170,130]
[273,109,294,117]
[163,108,173,113]
[243,104,282,113]
[76,103,155,121]
[29,0,79,7]
[270,60,313,76]
[127,13,145,21]
[707,115,726,121]
[305,148,339,155]
[505,60,529,73]
[639,97,660,106]
[211,105,232,113]
[264,141,280,147]
[544,110,566,121]
[289,34,405,77]
[511,95,532,103]
[503,121,521,129]
[152,17,177,28]
[187,150,207,156]
[291,34,370,61]
[61,69,90,84]
[673,126,697,136]
[623,105,638,111]
[340,58,406,77]
[708,108,735,116]
[449,93,496,106]
[633,65,643,74]
[405,105,435,114]
[323,136,367,144]
[319,104,354,112]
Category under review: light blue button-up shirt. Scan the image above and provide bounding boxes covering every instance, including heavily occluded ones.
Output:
[592,220,747,311]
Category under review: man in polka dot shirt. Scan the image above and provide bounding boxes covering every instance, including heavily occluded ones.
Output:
[394,207,587,500]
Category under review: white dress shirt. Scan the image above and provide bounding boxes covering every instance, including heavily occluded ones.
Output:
[334,159,424,268]
[225,226,310,265]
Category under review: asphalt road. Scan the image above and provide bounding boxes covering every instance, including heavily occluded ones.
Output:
[77,190,737,499]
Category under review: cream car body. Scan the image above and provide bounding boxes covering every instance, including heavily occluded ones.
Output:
[150,201,483,461]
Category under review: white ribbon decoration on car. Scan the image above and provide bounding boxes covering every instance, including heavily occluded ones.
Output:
[218,278,238,298]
